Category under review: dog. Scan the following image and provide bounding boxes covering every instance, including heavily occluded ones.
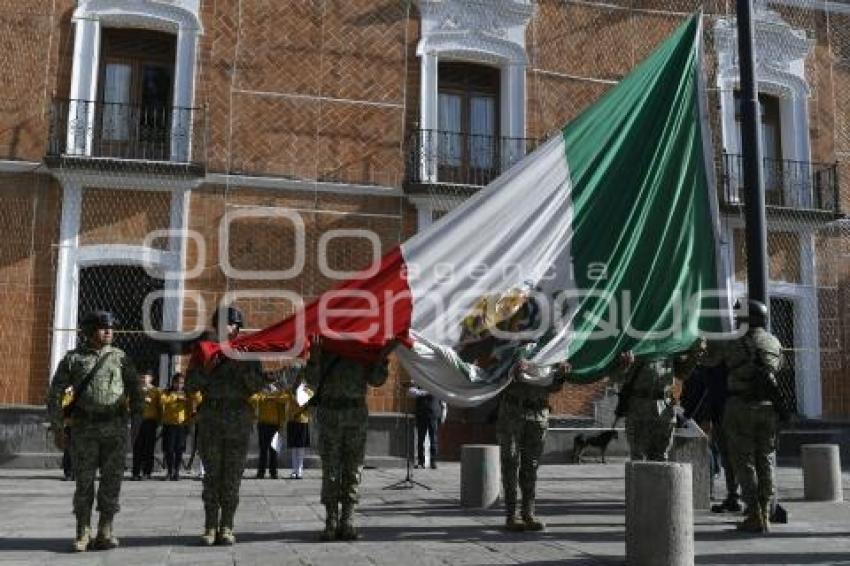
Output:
[572,430,619,464]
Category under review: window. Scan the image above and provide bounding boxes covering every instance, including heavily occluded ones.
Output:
[734,91,783,204]
[438,63,500,184]
[96,29,176,159]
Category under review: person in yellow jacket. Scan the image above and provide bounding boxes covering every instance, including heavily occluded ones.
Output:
[286,373,312,479]
[159,373,193,481]
[132,372,160,480]
[250,384,288,479]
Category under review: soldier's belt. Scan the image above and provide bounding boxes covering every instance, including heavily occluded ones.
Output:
[319,398,365,411]
[74,405,126,422]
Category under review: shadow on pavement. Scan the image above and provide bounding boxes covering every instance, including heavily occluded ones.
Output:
[695,552,850,565]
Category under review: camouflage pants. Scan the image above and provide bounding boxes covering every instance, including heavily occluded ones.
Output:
[198,428,249,528]
[70,427,126,520]
[626,399,675,461]
[498,418,547,511]
[317,407,367,506]
[723,397,777,510]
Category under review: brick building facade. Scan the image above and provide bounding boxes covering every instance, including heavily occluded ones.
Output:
[1,0,849,458]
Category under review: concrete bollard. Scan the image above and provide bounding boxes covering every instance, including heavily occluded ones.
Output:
[460,444,500,508]
[670,428,712,510]
[626,461,694,566]
[801,444,843,502]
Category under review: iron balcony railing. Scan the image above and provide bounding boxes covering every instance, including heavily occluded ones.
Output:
[406,128,540,187]
[47,98,206,171]
[721,153,840,214]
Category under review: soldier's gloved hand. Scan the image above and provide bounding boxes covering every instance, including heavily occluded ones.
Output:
[691,336,707,354]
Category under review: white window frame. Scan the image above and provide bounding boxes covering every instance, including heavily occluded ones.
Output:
[49,180,191,377]
[715,7,813,207]
[414,0,532,198]
[67,0,202,162]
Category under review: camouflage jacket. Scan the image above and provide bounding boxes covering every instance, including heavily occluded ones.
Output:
[498,344,569,424]
[303,350,388,410]
[703,328,783,398]
[186,358,264,435]
[612,349,702,402]
[47,344,142,433]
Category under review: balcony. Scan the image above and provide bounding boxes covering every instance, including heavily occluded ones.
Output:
[405,129,540,194]
[46,98,206,176]
[721,153,841,217]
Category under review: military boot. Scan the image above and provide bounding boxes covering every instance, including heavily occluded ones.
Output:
[217,508,236,545]
[337,503,359,541]
[759,498,772,533]
[200,506,218,546]
[73,513,91,552]
[736,503,766,534]
[216,527,235,546]
[504,503,524,532]
[93,515,119,550]
[320,505,338,542]
[521,500,546,532]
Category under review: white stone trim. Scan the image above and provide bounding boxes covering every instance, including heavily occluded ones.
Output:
[715,8,814,208]
[0,160,43,173]
[49,179,192,377]
[74,0,202,32]
[49,182,82,377]
[204,173,404,197]
[51,168,200,191]
[416,202,434,232]
[67,1,202,162]
[416,0,533,183]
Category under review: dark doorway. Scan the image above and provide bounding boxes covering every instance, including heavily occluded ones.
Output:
[77,264,166,385]
[770,297,798,414]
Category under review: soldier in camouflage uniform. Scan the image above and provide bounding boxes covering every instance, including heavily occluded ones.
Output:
[499,355,570,532]
[186,307,264,546]
[702,300,783,533]
[613,341,703,462]
[46,310,142,552]
[304,336,397,542]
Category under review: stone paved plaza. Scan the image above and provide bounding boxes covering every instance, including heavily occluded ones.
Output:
[1,461,849,565]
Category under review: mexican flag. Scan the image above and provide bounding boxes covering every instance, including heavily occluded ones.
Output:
[200,14,723,406]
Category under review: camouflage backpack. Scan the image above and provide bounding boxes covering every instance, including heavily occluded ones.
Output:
[77,351,126,415]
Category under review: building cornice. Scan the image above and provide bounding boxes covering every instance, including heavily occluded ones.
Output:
[74,0,202,33]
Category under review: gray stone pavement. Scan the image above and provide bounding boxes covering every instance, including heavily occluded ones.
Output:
[1,461,849,565]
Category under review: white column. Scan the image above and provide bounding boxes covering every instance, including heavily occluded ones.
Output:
[416,204,433,233]
[420,52,439,182]
[171,27,198,162]
[501,63,527,171]
[67,17,101,156]
[50,182,83,377]
[797,231,822,417]
[162,188,189,334]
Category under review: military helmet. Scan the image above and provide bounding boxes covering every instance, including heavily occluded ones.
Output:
[733,298,768,326]
[211,306,244,328]
[80,310,115,333]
